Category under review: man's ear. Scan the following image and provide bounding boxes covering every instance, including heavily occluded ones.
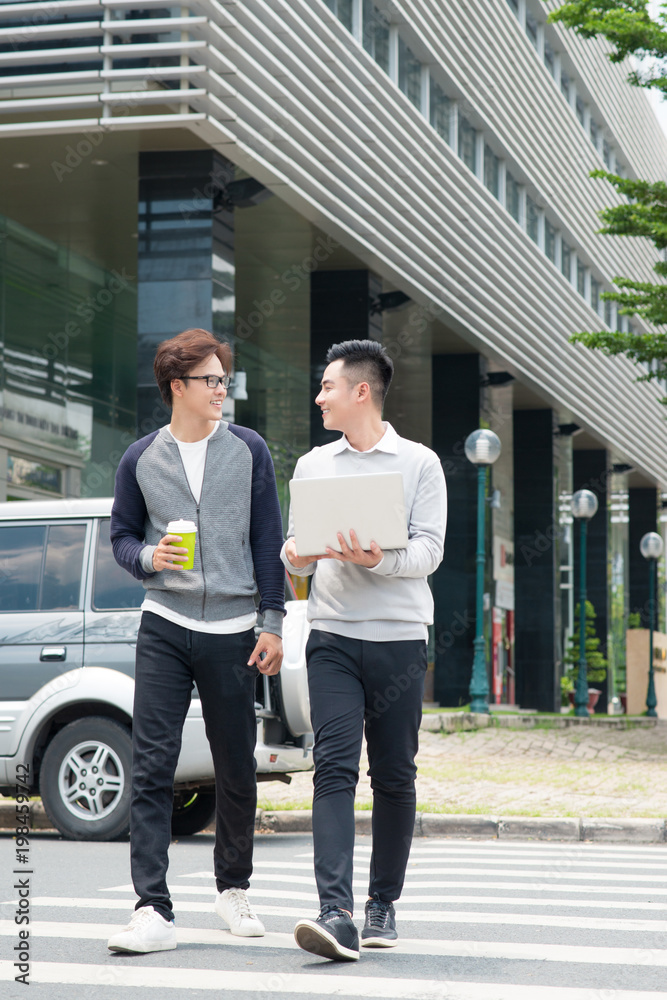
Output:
[171,378,185,400]
[357,381,371,402]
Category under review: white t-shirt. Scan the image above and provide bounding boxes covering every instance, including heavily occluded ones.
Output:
[141,424,258,635]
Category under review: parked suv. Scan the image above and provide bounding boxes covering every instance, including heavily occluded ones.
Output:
[0,498,312,841]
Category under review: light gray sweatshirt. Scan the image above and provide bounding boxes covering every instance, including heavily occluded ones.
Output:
[280,423,447,642]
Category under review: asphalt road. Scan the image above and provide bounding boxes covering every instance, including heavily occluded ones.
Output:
[2,830,667,998]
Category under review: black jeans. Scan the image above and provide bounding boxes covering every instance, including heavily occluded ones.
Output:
[131,611,258,921]
[306,628,427,915]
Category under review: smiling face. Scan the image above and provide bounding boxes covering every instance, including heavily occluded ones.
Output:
[172,353,227,424]
[315,359,366,434]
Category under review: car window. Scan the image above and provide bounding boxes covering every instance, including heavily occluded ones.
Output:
[41,523,87,610]
[0,524,46,612]
[92,518,144,610]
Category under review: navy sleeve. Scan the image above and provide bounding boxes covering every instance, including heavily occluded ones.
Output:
[229,424,286,620]
[110,432,159,581]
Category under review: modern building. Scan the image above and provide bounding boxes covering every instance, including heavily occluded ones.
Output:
[2,0,667,710]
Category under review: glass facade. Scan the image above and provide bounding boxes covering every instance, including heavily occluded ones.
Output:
[526,197,540,244]
[363,0,390,73]
[561,241,572,281]
[506,172,521,223]
[545,219,557,264]
[398,37,422,108]
[484,145,500,198]
[458,116,477,174]
[430,80,452,143]
[325,0,353,31]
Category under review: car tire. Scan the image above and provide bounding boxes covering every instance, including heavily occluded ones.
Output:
[171,789,216,836]
[40,717,132,842]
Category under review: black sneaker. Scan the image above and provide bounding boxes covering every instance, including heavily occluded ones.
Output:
[361,894,398,948]
[294,906,360,961]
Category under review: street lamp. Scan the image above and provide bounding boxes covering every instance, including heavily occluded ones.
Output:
[570,489,599,718]
[640,531,664,718]
[464,429,502,714]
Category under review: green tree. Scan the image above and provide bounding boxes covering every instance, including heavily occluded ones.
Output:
[564,599,609,684]
[548,1,667,397]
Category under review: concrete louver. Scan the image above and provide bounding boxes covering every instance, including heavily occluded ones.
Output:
[1,0,667,483]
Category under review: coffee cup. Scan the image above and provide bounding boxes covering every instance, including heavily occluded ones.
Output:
[167,518,197,570]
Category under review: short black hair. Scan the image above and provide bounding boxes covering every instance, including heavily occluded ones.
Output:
[325,339,393,407]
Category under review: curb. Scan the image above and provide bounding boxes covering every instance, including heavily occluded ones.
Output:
[420,712,663,734]
[1,802,666,842]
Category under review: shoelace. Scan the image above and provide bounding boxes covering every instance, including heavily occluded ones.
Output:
[127,907,161,931]
[366,900,390,929]
[226,889,254,919]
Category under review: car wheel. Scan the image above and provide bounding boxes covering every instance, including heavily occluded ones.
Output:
[40,717,132,841]
[171,789,216,836]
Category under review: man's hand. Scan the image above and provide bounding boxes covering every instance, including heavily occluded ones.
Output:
[248,632,283,676]
[326,529,383,568]
[284,537,329,570]
[153,534,189,571]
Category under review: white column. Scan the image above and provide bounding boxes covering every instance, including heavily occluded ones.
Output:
[388,25,399,84]
[0,447,6,502]
[584,267,592,305]
[536,23,545,60]
[420,64,430,118]
[537,209,546,252]
[449,100,459,151]
[554,52,562,90]
[498,159,507,209]
[518,186,527,230]
[475,131,485,182]
[351,0,362,43]
[517,0,527,30]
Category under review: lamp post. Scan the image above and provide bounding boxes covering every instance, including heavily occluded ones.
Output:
[640,531,664,718]
[464,429,502,714]
[570,489,599,718]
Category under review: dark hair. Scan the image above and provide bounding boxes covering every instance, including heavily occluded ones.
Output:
[325,339,393,406]
[154,329,233,406]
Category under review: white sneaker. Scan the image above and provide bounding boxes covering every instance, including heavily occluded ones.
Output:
[215,888,265,937]
[107,905,177,953]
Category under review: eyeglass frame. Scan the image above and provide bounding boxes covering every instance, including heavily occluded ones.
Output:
[179,374,231,389]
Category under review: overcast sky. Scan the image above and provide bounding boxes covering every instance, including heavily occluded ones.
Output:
[643,0,667,137]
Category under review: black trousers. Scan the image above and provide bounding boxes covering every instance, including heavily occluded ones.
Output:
[131,611,258,921]
[306,628,427,914]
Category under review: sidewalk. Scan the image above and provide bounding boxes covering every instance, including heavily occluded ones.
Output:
[2,714,666,843]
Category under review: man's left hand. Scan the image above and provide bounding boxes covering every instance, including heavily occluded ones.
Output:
[248,632,283,675]
[326,529,383,568]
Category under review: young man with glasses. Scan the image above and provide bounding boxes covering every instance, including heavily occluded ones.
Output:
[282,339,447,961]
[108,328,285,953]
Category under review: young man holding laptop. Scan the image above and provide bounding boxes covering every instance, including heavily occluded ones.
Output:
[282,339,447,961]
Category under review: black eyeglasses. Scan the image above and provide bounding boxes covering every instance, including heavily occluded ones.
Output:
[180,374,231,388]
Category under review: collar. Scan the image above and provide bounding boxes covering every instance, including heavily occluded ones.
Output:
[330,421,399,456]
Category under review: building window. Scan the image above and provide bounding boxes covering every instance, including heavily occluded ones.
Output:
[398,36,421,109]
[526,12,539,48]
[603,140,612,168]
[561,240,572,281]
[459,116,477,173]
[591,278,601,312]
[429,79,451,143]
[544,41,555,77]
[484,145,499,198]
[605,299,613,327]
[560,70,570,101]
[7,455,62,495]
[590,119,599,146]
[545,219,557,263]
[324,0,353,31]
[506,172,521,223]
[507,0,519,14]
[362,0,390,73]
[577,257,586,297]
[526,197,540,243]
[576,95,585,126]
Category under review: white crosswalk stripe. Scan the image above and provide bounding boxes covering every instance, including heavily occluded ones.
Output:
[3,836,667,997]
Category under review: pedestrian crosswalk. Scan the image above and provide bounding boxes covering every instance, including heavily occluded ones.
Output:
[3,835,667,998]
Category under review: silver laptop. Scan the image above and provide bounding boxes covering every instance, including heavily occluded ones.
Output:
[289,472,408,556]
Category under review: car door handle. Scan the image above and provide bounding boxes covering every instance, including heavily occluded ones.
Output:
[40,647,66,662]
